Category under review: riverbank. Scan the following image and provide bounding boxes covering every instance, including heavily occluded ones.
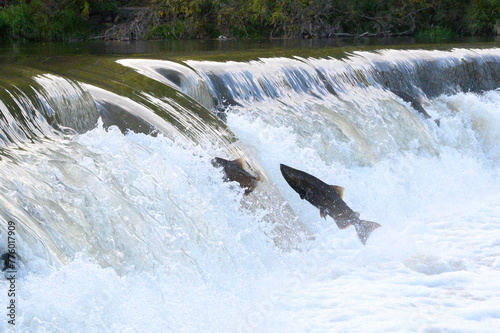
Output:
[0,0,499,42]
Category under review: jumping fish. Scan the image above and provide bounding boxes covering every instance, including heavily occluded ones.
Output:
[212,157,260,195]
[280,164,381,244]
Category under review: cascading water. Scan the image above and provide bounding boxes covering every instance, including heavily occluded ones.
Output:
[1,45,500,332]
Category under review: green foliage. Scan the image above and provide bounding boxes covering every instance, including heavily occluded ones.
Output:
[145,0,500,39]
[1,0,500,42]
[466,0,500,35]
[0,1,40,41]
[417,26,456,40]
[0,0,125,42]
[147,0,269,39]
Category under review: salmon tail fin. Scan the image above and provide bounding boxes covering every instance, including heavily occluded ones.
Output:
[354,220,381,245]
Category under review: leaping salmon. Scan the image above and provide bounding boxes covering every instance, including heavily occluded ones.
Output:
[280,164,381,245]
[212,157,260,195]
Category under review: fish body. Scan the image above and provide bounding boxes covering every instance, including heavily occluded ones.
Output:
[280,164,380,244]
[212,157,260,195]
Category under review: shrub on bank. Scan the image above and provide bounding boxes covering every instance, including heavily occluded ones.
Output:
[0,0,123,42]
[0,0,88,41]
[0,0,499,42]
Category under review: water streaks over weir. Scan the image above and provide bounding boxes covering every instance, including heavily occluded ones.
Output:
[0,46,499,332]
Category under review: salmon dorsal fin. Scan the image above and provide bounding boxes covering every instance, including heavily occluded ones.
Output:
[231,158,245,168]
[331,185,345,198]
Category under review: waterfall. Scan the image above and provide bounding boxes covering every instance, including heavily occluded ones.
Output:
[1,46,499,332]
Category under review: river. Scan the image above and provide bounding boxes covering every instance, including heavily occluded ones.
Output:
[0,38,499,332]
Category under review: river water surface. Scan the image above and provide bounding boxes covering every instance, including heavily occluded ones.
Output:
[0,39,500,332]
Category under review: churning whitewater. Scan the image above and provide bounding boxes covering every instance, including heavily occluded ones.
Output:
[1,47,500,332]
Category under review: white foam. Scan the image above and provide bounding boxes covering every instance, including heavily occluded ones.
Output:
[1,70,500,333]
